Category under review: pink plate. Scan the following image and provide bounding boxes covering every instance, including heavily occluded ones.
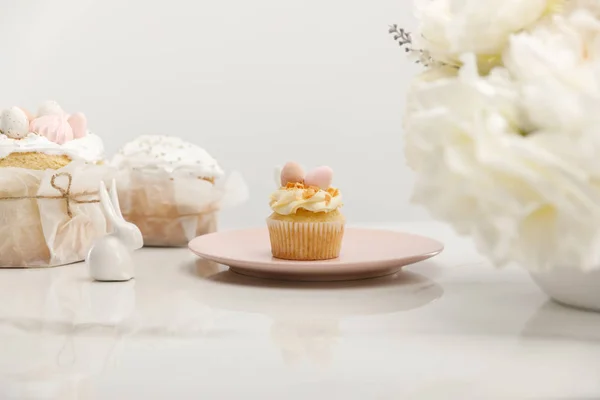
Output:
[188,227,444,282]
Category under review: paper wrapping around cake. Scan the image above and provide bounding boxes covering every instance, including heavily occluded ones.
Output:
[115,169,248,247]
[0,162,110,267]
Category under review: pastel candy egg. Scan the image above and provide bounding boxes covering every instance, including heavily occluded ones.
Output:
[37,100,64,117]
[280,161,305,186]
[304,166,333,190]
[68,112,87,138]
[1,107,30,139]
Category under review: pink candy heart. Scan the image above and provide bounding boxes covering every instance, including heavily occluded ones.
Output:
[304,166,333,190]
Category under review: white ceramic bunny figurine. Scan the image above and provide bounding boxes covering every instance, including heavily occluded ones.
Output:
[87,179,143,282]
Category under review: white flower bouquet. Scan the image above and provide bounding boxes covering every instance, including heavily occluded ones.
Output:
[395,0,600,273]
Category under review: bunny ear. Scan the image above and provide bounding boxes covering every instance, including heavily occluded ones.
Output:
[99,180,120,225]
[109,179,124,219]
[274,165,283,188]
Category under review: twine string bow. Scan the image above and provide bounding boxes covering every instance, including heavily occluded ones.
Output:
[50,172,100,218]
[0,172,100,218]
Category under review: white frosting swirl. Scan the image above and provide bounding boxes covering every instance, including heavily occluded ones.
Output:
[0,132,104,162]
[111,135,224,177]
[270,187,342,215]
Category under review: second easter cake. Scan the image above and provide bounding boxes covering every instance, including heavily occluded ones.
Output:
[112,135,234,247]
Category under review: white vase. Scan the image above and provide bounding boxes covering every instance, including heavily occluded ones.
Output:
[530,268,600,312]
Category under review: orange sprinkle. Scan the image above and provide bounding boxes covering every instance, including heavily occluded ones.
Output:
[327,187,339,197]
[303,187,317,199]
[286,182,305,190]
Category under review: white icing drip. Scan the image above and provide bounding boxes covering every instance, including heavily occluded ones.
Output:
[111,135,224,177]
[0,132,104,162]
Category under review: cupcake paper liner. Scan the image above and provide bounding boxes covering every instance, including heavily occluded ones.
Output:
[266,218,344,260]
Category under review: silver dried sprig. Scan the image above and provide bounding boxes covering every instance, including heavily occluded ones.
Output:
[388,24,440,68]
[389,24,413,48]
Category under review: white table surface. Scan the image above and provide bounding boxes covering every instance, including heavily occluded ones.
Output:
[1,222,599,400]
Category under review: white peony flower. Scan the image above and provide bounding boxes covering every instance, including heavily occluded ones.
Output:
[414,0,563,70]
[504,8,600,177]
[564,0,600,16]
[504,8,600,135]
[405,54,600,271]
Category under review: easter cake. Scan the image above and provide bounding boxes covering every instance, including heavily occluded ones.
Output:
[0,101,109,267]
[267,162,345,260]
[112,135,246,247]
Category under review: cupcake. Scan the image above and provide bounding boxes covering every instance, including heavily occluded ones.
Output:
[267,162,345,260]
[0,101,108,267]
[112,135,246,247]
